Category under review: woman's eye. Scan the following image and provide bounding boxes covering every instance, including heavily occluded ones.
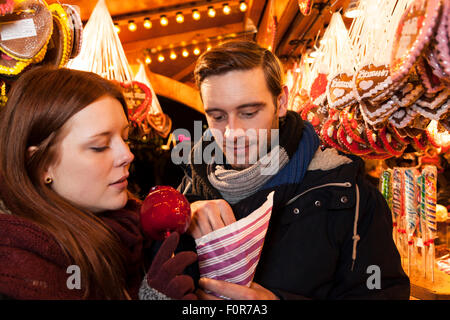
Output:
[91,146,109,152]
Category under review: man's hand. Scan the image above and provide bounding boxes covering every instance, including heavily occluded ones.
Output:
[188,200,236,239]
[196,278,279,300]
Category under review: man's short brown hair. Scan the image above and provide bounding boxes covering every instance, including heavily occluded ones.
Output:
[194,40,284,102]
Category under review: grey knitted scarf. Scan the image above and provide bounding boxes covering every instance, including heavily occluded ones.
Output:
[207,143,289,205]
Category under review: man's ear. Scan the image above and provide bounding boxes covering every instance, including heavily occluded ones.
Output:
[277,85,289,117]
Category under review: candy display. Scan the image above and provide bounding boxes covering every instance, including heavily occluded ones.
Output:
[287,0,449,160]
[140,186,191,241]
[380,165,443,281]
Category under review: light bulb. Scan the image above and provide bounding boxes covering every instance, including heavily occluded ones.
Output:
[176,12,184,23]
[193,47,201,55]
[223,4,231,15]
[182,49,189,57]
[239,1,247,12]
[114,23,121,33]
[170,51,177,60]
[192,9,201,21]
[158,54,165,62]
[208,6,216,18]
[145,56,152,64]
[143,18,152,29]
[160,15,168,26]
[128,20,137,32]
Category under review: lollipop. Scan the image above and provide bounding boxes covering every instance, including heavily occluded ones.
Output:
[140,186,191,241]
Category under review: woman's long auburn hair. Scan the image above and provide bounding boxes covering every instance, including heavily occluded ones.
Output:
[0,66,131,299]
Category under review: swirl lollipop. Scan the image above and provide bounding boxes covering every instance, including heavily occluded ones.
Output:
[140,186,191,240]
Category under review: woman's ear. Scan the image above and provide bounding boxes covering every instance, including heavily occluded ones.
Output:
[27,146,38,159]
[277,85,289,118]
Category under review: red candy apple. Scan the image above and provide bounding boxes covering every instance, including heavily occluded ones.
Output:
[140,186,191,240]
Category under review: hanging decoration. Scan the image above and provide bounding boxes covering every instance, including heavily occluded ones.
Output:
[287,0,449,161]
[67,0,171,145]
[0,0,83,107]
[298,0,314,16]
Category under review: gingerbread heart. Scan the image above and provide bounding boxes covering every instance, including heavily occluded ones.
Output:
[310,73,328,103]
[62,4,83,59]
[354,64,393,103]
[337,124,372,156]
[417,55,446,93]
[327,72,355,110]
[434,0,450,75]
[359,97,400,126]
[120,81,152,122]
[390,0,442,84]
[411,98,449,121]
[415,88,449,110]
[379,126,408,157]
[320,109,347,153]
[389,106,418,128]
[298,0,314,16]
[0,0,53,60]
[147,112,172,138]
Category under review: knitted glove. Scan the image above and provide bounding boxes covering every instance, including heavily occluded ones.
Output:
[139,232,197,300]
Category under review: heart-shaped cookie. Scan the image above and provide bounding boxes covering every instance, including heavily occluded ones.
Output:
[62,4,83,59]
[389,106,418,128]
[434,0,450,75]
[147,112,172,138]
[120,81,152,122]
[417,55,446,93]
[327,72,355,109]
[0,0,53,60]
[390,0,442,84]
[354,64,394,103]
[298,0,314,16]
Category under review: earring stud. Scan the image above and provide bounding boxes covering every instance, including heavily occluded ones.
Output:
[45,177,53,184]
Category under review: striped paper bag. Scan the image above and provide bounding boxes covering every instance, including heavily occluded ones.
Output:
[195,191,274,291]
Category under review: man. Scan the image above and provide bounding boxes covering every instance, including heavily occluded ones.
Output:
[177,40,410,299]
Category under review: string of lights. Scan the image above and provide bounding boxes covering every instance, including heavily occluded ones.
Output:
[113,1,247,34]
[142,29,256,65]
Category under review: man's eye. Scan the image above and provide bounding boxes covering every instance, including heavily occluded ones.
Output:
[241,111,257,118]
[211,115,225,121]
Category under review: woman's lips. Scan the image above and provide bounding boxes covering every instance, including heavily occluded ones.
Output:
[110,175,129,189]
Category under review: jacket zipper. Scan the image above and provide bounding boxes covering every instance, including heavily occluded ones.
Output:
[284,182,352,207]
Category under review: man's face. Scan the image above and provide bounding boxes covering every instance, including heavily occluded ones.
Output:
[200,67,287,169]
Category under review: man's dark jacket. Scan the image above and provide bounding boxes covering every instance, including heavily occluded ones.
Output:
[177,144,410,300]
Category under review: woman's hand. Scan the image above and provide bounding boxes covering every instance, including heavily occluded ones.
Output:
[144,232,197,299]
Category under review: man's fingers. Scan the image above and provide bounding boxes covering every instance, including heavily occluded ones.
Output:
[198,278,252,300]
[216,200,237,225]
[189,200,236,239]
[195,288,223,300]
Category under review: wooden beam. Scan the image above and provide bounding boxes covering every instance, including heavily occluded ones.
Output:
[144,69,204,114]
[244,0,266,34]
[172,63,195,82]
[273,0,300,50]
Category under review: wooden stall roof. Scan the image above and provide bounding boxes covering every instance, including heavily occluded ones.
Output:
[47,0,355,87]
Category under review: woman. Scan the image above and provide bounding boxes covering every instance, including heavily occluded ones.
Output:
[0,66,196,300]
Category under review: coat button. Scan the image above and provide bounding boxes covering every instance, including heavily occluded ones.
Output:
[314,200,321,207]
[293,208,300,215]
[340,196,348,204]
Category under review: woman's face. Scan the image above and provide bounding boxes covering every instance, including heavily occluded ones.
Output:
[46,96,134,213]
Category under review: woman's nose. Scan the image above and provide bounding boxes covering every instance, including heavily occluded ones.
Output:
[115,140,134,167]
